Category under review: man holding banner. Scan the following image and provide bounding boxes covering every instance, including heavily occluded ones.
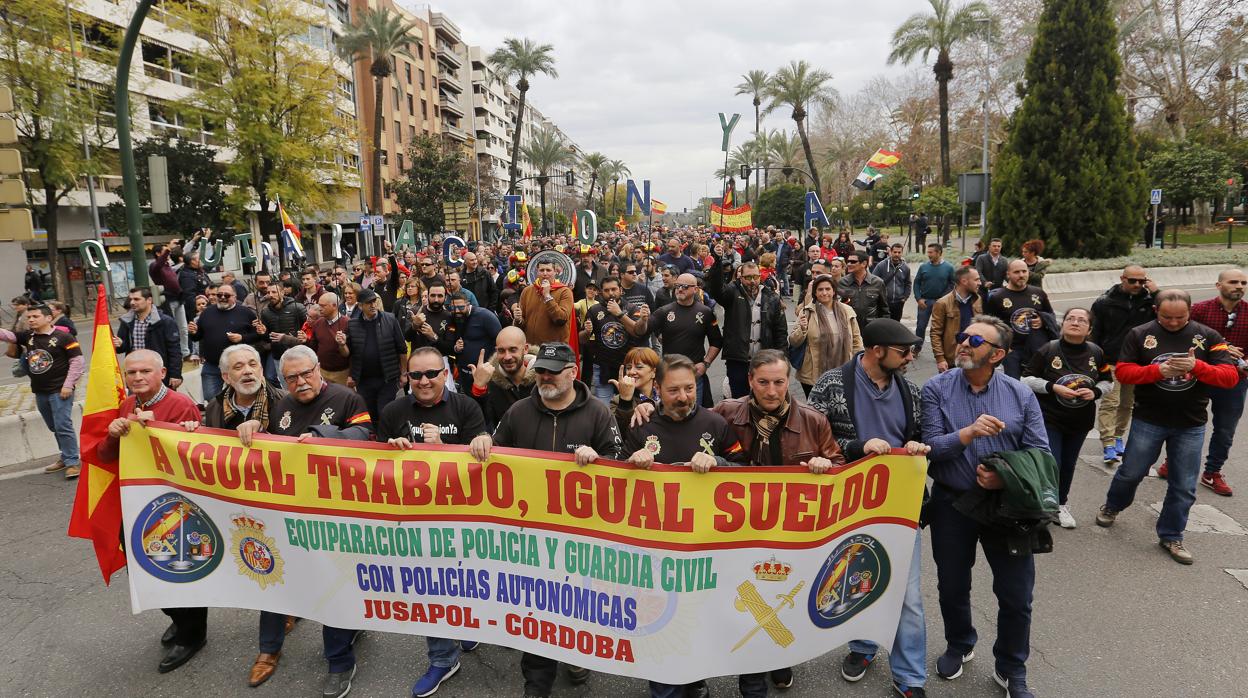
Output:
[261,345,373,698]
[97,350,204,674]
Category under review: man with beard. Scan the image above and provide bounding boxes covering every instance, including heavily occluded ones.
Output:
[580,277,634,401]
[1090,265,1158,465]
[255,280,306,382]
[187,283,260,403]
[380,347,491,698]
[113,287,182,389]
[921,316,1048,698]
[447,292,501,394]
[623,354,746,698]
[634,272,723,406]
[985,260,1054,378]
[460,251,498,311]
[572,248,608,301]
[514,259,575,346]
[475,342,621,697]
[654,264,679,308]
[658,238,695,274]
[1189,269,1248,496]
[97,350,203,673]
[707,258,788,399]
[469,326,534,429]
[807,320,931,698]
[264,345,371,697]
[346,288,407,423]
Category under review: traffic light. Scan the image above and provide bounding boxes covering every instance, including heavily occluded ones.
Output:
[739,164,751,181]
[564,171,574,187]
[911,185,921,200]
[0,86,32,241]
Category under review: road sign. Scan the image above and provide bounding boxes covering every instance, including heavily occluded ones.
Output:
[0,86,31,241]
[1150,189,1162,205]
[371,215,384,228]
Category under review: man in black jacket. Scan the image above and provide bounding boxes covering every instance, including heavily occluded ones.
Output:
[256,281,306,368]
[468,326,534,430]
[114,287,182,388]
[346,288,407,423]
[838,252,890,333]
[460,251,498,311]
[707,256,788,399]
[1090,265,1157,464]
[187,283,260,403]
[477,341,621,698]
[176,251,211,311]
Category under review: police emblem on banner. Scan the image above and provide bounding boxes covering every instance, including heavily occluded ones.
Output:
[807,533,891,628]
[731,557,805,651]
[131,493,223,583]
[230,514,285,589]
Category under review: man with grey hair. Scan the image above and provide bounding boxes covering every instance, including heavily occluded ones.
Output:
[97,349,204,673]
[921,315,1049,698]
[183,344,285,442]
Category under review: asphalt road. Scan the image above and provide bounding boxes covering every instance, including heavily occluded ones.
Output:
[1,283,1247,697]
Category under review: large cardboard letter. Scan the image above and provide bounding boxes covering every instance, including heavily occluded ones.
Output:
[502,195,521,231]
[443,235,466,267]
[395,219,416,250]
[718,112,740,152]
[79,240,110,273]
[804,191,830,230]
[576,210,598,245]
[233,231,256,265]
[330,224,343,259]
[625,179,650,216]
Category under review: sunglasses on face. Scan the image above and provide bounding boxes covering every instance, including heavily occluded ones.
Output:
[675,283,696,291]
[1123,277,1146,285]
[216,293,234,299]
[407,369,444,381]
[956,332,1002,349]
[885,345,916,357]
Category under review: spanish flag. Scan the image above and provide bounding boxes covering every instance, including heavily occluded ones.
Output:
[521,200,533,240]
[614,215,627,231]
[278,197,305,258]
[67,286,127,583]
[852,148,903,190]
[711,203,753,232]
[651,199,667,216]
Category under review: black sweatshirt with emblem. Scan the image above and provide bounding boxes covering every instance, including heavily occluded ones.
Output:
[623,406,746,466]
[378,392,488,445]
[271,382,373,438]
[1023,339,1112,433]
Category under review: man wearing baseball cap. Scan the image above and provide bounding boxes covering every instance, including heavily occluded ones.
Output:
[808,318,931,697]
[345,287,407,423]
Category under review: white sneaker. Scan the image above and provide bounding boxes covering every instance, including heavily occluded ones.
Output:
[1057,504,1077,529]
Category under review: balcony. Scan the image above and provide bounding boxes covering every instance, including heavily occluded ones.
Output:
[436,45,462,68]
[438,69,462,93]
[439,95,464,118]
[442,122,468,142]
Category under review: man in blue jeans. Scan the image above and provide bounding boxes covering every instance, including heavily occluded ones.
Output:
[1097,290,1240,564]
[921,315,1049,698]
[808,319,930,697]
[1189,269,1248,496]
[1,304,84,478]
[912,243,955,353]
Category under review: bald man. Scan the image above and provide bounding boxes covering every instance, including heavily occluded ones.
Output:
[469,326,535,429]
[97,350,205,673]
[635,273,723,406]
[985,259,1054,378]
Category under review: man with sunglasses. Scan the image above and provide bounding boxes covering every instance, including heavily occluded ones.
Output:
[618,260,656,312]
[1090,265,1158,464]
[706,255,788,399]
[921,315,1049,698]
[379,347,490,698]
[838,253,889,333]
[1097,289,1240,564]
[478,342,622,697]
[807,320,930,698]
[187,284,260,403]
[265,345,372,697]
[447,291,502,394]
[1188,268,1248,496]
[985,260,1055,378]
[634,273,723,406]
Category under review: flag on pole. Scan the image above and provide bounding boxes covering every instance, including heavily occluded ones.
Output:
[278,198,305,258]
[614,215,627,231]
[851,149,903,190]
[723,180,736,208]
[571,210,579,237]
[710,203,753,232]
[521,201,533,240]
[651,199,667,215]
[67,286,127,584]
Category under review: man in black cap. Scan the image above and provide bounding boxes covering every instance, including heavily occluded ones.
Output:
[345,287,407,422]
[808,318,931,698]
[475,341,622,697]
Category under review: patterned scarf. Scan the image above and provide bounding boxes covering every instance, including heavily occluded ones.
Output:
[222,384,272,430]
[748,395,791,466]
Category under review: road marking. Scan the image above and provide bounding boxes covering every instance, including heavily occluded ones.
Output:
[1149,503,1248,535]
[0,467,51,482]
[1226,569,1248,591]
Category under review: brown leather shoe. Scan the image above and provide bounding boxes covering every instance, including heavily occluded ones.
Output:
[284,616,298,634]
[248,652,280,687]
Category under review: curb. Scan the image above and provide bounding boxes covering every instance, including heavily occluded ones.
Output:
[1042,263,1233,295]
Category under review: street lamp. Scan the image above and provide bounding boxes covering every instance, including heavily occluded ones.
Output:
[976,16,992,240]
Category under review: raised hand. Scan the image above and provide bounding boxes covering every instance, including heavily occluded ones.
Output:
[609,365,636,401]
[471,349,495,387]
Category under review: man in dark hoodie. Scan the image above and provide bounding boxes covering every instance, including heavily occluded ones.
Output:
[468,326,534,430]
[475,341,622,698]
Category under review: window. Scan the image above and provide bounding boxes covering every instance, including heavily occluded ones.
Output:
[381,150,388,165]
[397,153,404,170]
[406,94,414,114]
[418,69,425,88]
[394,120,401,142]
[405,63,411,84]
[337,77,354,101]
[409,124,416,140]
[421,99,428,118]
[391,85,400,108]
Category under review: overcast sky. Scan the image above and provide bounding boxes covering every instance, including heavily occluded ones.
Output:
[422,0,925,211]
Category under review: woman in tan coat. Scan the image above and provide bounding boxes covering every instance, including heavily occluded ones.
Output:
[790,275,863,395]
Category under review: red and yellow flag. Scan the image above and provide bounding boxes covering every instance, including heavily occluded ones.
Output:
[67,286,127,583]
[522,201,533,240]
[651,199,668,216]
[711,203,753,232]
[279,199,305,258]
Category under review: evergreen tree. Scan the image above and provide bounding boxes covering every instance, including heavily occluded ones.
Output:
[755,184,805,230]
[988,0,1144,258]
[392,135,473,234]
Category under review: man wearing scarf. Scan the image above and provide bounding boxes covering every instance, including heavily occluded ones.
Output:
[711,348,845,691]
[808,319,932,698]
[97,350,204,674]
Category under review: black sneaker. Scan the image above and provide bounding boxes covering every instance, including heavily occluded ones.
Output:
[770,667,793,689]
[893,683,928,698]
[993,669,1035,698]
[321,665,357,698]
[566,665,589,685]
[840,651,872,682]
[935,648,973,680]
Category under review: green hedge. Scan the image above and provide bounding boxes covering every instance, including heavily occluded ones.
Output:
[898,248,1248,273]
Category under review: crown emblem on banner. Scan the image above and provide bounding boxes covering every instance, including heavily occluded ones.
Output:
[231,515,265,532]
[753,556,792,582]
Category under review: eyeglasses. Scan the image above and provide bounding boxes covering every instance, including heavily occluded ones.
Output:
[1123,277,1147,285]
[282,367,316,384]
[1063,316,1090,325]
[451,305,469,312]
[885,345,916,357]
[215,293,234,299]
[407,369,444,381]
[845,259,860,265]
[955,332,1002,349]
[675,283,696,291]
[623,269,637,274]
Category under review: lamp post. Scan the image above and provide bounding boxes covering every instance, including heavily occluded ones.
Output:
[115,0,156,289]
[977,16,992,240]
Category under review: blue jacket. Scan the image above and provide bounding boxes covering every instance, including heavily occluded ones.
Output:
[451,307,502,371]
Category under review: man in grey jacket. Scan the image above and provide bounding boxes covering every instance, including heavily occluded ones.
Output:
[838,251,889,333]
[872,242,912,322]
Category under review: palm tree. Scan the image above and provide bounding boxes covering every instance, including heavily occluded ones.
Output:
[521,127,570,234]
[339,8,423,215]
[768,130,803,182]
[763,60,837,196]
[488,38,558,196]
[735,69,769,197]
[580,151,608,208]
[888,0,992,186]
[603,158,630,216]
